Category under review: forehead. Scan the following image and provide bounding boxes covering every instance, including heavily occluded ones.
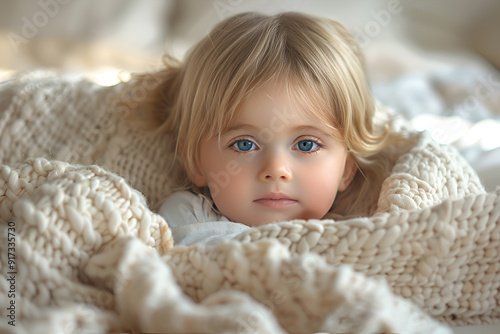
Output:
[228,79,335,132]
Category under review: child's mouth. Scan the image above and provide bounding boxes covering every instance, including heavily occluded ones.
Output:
[253,198,298,209]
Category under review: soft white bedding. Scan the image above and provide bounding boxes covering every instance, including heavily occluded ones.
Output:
[373,65,500,334]
[1,66,499,333]
[373,66,500,192]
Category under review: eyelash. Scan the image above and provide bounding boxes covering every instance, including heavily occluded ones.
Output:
[228,137,324,155]
[228,138,258,154]
[295,138,324,154]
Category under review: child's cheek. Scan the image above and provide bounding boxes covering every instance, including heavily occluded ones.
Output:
[298,158,344,212]
[208,161,250,217]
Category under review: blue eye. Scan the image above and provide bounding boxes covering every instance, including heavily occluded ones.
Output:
[233,139,256,152]
[297,140,317,151]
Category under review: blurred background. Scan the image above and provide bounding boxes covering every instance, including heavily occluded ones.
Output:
[0,0,498,83]
[0,0,499,191]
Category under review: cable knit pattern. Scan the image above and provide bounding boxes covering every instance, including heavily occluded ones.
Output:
[377,132,485,213]
[0,70,173,211]
[0,71,497,333]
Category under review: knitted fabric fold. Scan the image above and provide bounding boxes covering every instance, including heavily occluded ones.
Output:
[0,71,498,333]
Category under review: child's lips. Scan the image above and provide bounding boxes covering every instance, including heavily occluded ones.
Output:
[253,196,298,209]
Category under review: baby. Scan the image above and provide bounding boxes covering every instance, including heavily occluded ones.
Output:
[129,12,400,245]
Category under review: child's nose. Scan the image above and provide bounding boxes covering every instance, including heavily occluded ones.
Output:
[258,154,293,182]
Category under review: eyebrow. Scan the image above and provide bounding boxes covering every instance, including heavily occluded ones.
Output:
[222,123,259,134]
[222,123,336,138]
[293,125,335,137]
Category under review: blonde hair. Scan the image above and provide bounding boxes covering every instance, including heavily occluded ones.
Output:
[124,12,402,217]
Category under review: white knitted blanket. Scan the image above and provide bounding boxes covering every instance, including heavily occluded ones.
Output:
[0,71,499,333]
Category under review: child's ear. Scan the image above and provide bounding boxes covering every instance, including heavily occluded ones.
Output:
[179,142,207,187]
[338,156,357,192]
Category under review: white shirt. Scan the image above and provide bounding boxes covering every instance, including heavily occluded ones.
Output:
[159,190,250,246]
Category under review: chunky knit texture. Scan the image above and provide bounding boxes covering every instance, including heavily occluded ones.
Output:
[0,71,498,333]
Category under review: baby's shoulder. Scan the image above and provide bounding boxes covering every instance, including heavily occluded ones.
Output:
[161,190,202,207]
[159,190,227,227]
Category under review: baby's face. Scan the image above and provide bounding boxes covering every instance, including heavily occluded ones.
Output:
[189,80,355,227]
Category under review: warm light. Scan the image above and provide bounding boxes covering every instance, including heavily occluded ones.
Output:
[0,69,16,81]
[465,119,500,151]
[411,115,500,151]
[85,69,131,86]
